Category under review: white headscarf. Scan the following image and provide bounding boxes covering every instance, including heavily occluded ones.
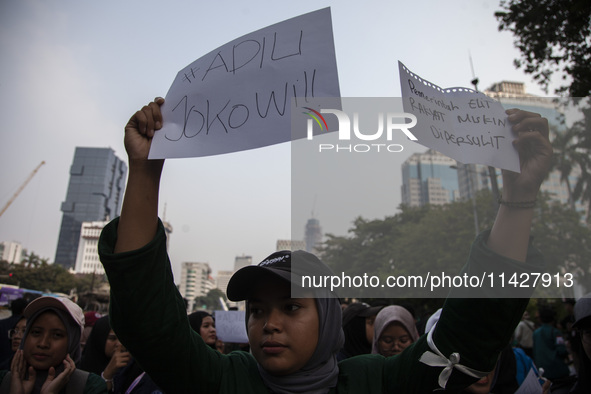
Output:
[371,305,419,355]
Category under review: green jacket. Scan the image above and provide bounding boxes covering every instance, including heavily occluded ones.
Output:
[99,218,541,393]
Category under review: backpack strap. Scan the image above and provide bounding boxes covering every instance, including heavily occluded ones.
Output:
[66,369,90,394]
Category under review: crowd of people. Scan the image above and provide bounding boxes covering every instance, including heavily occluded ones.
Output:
[1,292,590,393]
[1,99,590,393]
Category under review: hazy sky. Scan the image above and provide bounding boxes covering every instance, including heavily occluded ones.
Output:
[0,0,555,282]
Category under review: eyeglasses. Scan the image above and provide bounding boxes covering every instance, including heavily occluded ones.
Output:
[8,328,26,339]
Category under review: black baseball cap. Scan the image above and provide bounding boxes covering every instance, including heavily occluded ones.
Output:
[226,250,335,301]
[342,302,383,326]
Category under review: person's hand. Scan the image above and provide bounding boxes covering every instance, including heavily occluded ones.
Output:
[502,109,553,202]
[124,97,165,161]
[10,350,35,394]
[39,355,76,394]
[102,345,132,380]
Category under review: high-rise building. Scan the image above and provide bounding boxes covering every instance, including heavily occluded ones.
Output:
[54,147,127,269]
[179,261,215,312]
[305,218,322,253]
[401,149,460,207]
[73,221,108,274]
[72,219,171,276]
[233,255,252,271]
[0,241,22,264]
[455,163,501,200]
[276,239,306,252]
[216,270,234,295]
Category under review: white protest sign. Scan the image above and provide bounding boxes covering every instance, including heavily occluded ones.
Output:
[398,61,520,172]
[149,8,340,159]
[214,310,248,343]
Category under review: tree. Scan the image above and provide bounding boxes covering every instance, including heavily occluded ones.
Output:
[21,250,46,268]
[568,104,591,223]
[531,194,591,293]
[495,0,591,97]
[552,126,578,210]
[194,288,228,311]
[320,192,498,298]
[320,193,591,298]
[0,256,95,295]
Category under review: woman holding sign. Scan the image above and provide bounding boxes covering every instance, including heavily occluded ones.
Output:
[99,97,552,392]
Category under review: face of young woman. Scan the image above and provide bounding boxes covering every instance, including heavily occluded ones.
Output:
[23,311,68,370]
[247,279,319,376]
[104,329,122,358]
[11,317,27,352]
[377,322,413,357]
[200,316,217,345]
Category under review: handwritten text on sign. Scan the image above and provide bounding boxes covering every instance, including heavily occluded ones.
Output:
[398,61,520,172]
[214,310,248,343]
[148,8,340,159]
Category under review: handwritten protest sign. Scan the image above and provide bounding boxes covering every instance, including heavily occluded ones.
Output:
[148,8,340,159]
[398,61,520,172]
[214,310,248,343]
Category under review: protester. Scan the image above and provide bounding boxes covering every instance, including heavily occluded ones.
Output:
[80,316,131,392]
[570,293,591,394]
[337,302,381,361]
[0,296,106,393]
[533,305,571,382]
[79,316,162,393]
[2,316,27,373]
[0,298,28,370]
[372,305,419,357]
[111,358,164,394]
[188,311,217,348]
[99,98,552,392]
[514,310,535,358]
[81,311,102,350]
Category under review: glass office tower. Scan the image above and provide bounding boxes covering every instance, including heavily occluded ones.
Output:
[54,147,127,269]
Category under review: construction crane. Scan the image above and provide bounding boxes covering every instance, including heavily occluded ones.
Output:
[0,161,46,218]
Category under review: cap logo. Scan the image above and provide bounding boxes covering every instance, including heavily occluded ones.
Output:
[259,254,290,267]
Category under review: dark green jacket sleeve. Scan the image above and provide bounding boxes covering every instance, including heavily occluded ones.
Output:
[99,218,266,394]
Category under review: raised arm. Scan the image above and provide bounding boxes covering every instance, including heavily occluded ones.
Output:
[487,109,552,261]
[114,97,165,253]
